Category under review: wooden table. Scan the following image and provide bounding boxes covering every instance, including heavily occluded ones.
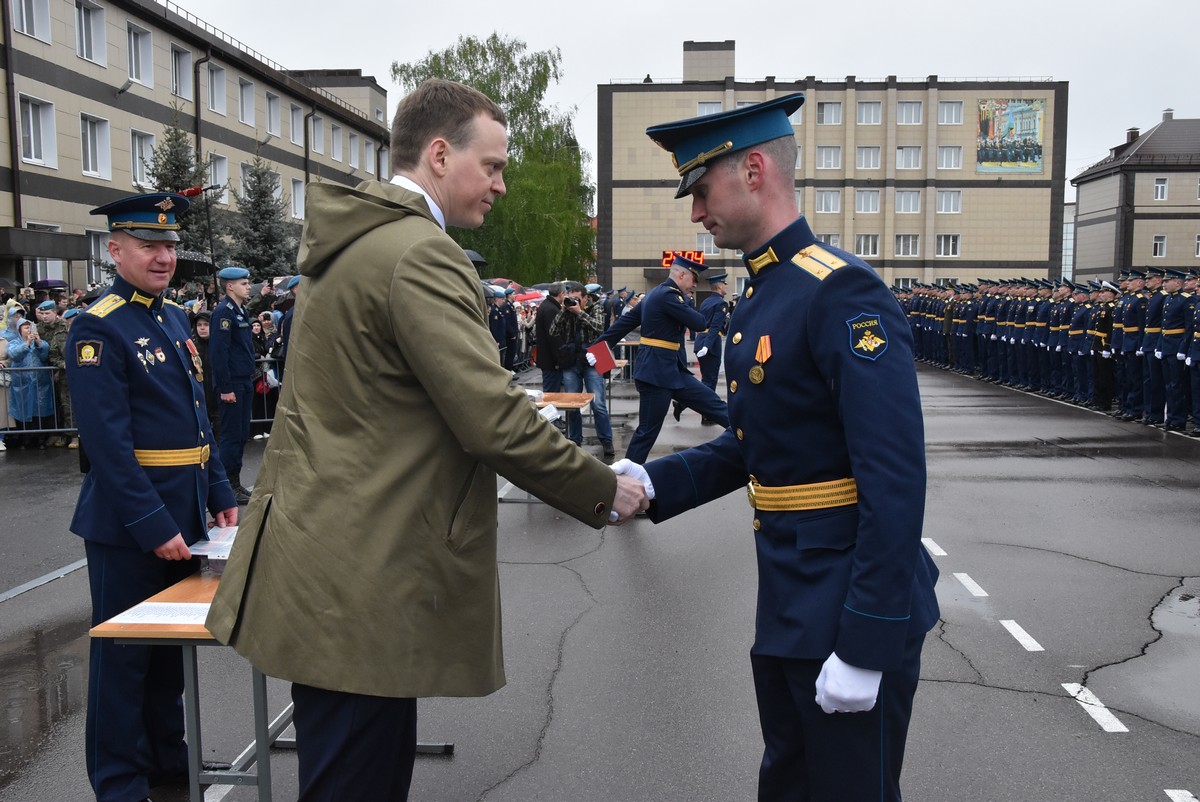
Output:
[91,572,290,802]
[536,391,594,410]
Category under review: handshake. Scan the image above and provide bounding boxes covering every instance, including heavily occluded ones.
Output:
[607,459,655,524]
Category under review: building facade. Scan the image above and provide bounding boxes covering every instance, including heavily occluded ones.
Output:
[597,41,1069,296]
[2,0,390,288]
[1071,109,1200,282]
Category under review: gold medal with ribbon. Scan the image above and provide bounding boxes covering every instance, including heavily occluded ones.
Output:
[750,335,771,384]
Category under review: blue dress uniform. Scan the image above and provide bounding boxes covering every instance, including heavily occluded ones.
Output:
[67,194,235,802]
[1159,270,1191,430]
[597,256,729,463]
[695,272,730,392]
[1140,268,1168,423]
[208,267,257,490]
[1186,276,1200,434]
[487,288,507,354]
[642,96,938,802]
[1118,274,1148,418]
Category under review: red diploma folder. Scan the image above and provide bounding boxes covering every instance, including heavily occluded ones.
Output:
[586,342,617,375]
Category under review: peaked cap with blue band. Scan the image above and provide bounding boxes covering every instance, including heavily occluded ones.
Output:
[646,93,805,199]
[90,192,190,241]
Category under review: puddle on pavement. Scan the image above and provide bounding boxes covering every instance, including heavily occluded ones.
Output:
[0,620,89,790]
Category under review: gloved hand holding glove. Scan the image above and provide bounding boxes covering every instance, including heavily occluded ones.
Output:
[815,652,882,714]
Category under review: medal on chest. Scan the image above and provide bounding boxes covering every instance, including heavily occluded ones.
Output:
[750,335,771,384]
[186,338,204,382]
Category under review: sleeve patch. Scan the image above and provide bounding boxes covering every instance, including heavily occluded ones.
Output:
[846,313,888,361]
[220,318,231,330]
[76,340,103,366]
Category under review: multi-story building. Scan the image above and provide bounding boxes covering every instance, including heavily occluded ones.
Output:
[597,40,1069,296]
[2,0,390,288]
[1071,109,1200,282]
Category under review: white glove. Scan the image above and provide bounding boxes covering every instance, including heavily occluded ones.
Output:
[1177,353,1186,361]
[1055,345,1062,353]
[990,334,997,341]
[1101,350,1112,359]
[1001,336,1007,343]
[585,351,597,367]
[1155,350,1163,359]
[610,459,655,500]
[1020,339,1026,345]
[695,346,709,359]
[1136,349,1144,357]
[1089,349,1094,356]
[1188,357,1193,367]
[814,652,882,714]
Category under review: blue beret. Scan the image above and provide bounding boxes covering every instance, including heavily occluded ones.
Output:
[671,254,708,278]
[647,93,805,199]
[37,300,56,311]
[504,287,516,295]
[217,266,250,280]
[585,283,601,293]
[491,286,506,298]
[63,308,80,319]
[90,193,189,241]
[6,306,23,318]
[286,275,301,289]
[707,272,728,285]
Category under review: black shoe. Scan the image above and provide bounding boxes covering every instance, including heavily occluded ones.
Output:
[701,418,719,426]
[601,440,615,457]
[672,401,683,422]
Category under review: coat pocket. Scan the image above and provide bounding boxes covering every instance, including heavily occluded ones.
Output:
[445,464,486,552]
[792,506,858,553]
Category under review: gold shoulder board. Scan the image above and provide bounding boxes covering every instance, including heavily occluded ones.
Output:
[86,295,126,318]
[791,245,848,282]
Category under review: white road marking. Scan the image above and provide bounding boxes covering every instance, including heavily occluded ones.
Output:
[1062,683,1129,732]
[1164,791,1198,802]
[1000,619,1045,651]
[953,572,988,596]
[0,559,87,603]
[921,538,947,556]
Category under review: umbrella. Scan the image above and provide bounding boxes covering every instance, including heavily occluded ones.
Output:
[514,291,543,302]
[464,249,488,268]
[32,278,69,290]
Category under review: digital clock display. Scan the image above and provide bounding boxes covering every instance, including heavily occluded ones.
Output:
[661,250,706,267]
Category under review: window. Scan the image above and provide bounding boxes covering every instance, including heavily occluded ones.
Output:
[364,140,376,175]
[80,114,110,179]
[130,130,154,186]
[937,146,963,170]
[311,115,324,154]
[697,231,718,255]
[816,146,841,169]
[793,191,802,212]
[128,24,152,86]
[290,105,304,145]
[208,154,228,203]
[895,277,915,290]
[171,46,193,98]
[936,190,961,213]
[855,234,879,257]
[270,171,282,201]
[856,146,880,170]
[238,79,255,125]
[788,106,803,126]
[292,178,305,219]
[895,234,919,257]
[1196,235,1200,258]
[75,1,104,62]
[857,101,881,125]
[331,125,343,161]
[378,148,390,180]
[375,107,385,124]
[86,230,111,284]
[934,277,958,288]
[817,233,841,249]
[207,65,226,114]
[20,96,56,166]
[815,190,840,213]
[265,93,281,136]
[348,132,360,168]
[697,101,722,116]
[1154,178,1168,201]
[855,190,880,213]
[795,146,803,170]
[897,146,921,169]
[938,101,963,125]
[896,190,921,213]
[936,234,960,257]
[14,0,49,41]
[816,102,842,125]
[897,101,922,125]
[239,161,252,192]
[27,223,62,282]
[1152,235,1166,258]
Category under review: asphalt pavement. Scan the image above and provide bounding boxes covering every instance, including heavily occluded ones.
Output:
[1,363,1198,802]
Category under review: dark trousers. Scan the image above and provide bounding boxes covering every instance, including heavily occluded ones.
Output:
[752,636,924,802]
[540,368,563,394]
[218,379,254,476]
[1191,364,1200,425]
[625,379,728,464]
[1143,355,1166,422]
[85,541,198,802]
[1123,352,1144,414]
[1164,355,1188,426]
[291,683,417,802]
[1092,352,1115,409]
[698,352,721,391]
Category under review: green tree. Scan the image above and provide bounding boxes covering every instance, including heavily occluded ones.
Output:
[391,33,595,285]
[230,156,299,279]
[143,106,230,267]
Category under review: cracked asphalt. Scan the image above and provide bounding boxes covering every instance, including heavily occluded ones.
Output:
[2,363,1198,801]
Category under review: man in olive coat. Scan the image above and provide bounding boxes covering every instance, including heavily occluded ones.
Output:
[206,79,646,800]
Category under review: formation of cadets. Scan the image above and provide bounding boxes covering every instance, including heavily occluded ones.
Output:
[899,267,1200,436]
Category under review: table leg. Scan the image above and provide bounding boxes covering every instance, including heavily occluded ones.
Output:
[252,667,273,799]
[182,644,203,802]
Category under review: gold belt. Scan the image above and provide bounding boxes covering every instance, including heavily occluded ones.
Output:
[639,337,680,351]
[1145,327,1162,333]
[1163,328,1185,335]
[134,444,211,467]
[747,476,858,511]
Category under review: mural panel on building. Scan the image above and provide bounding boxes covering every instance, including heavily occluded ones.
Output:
[977,98,1045,174]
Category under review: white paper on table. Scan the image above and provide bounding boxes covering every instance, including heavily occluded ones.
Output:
[206,525,238,542]
[108,602,211,625]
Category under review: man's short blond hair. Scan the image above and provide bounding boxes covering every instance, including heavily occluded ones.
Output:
[390,79,507,173]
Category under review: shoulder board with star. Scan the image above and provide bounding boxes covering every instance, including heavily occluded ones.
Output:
[791,245,847,281]
[86,295,125,318]
[164,298,183,309]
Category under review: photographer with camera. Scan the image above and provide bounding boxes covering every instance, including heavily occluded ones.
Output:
[550,282,616,457]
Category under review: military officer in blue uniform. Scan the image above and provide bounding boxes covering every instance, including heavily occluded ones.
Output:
[596,254,729,462]
[691,270,730,424]
[275,273,300,381]
[1117,271,1147,419]
[208,265,257,503]
[1139,266,1168,424]
[1184,271,1200,436]
[620,94,938,802]
[487,285,508,355]
[1159,268,1191,430]
[66,193,237,802]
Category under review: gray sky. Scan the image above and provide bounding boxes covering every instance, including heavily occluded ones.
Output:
[190,0,1197,200]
